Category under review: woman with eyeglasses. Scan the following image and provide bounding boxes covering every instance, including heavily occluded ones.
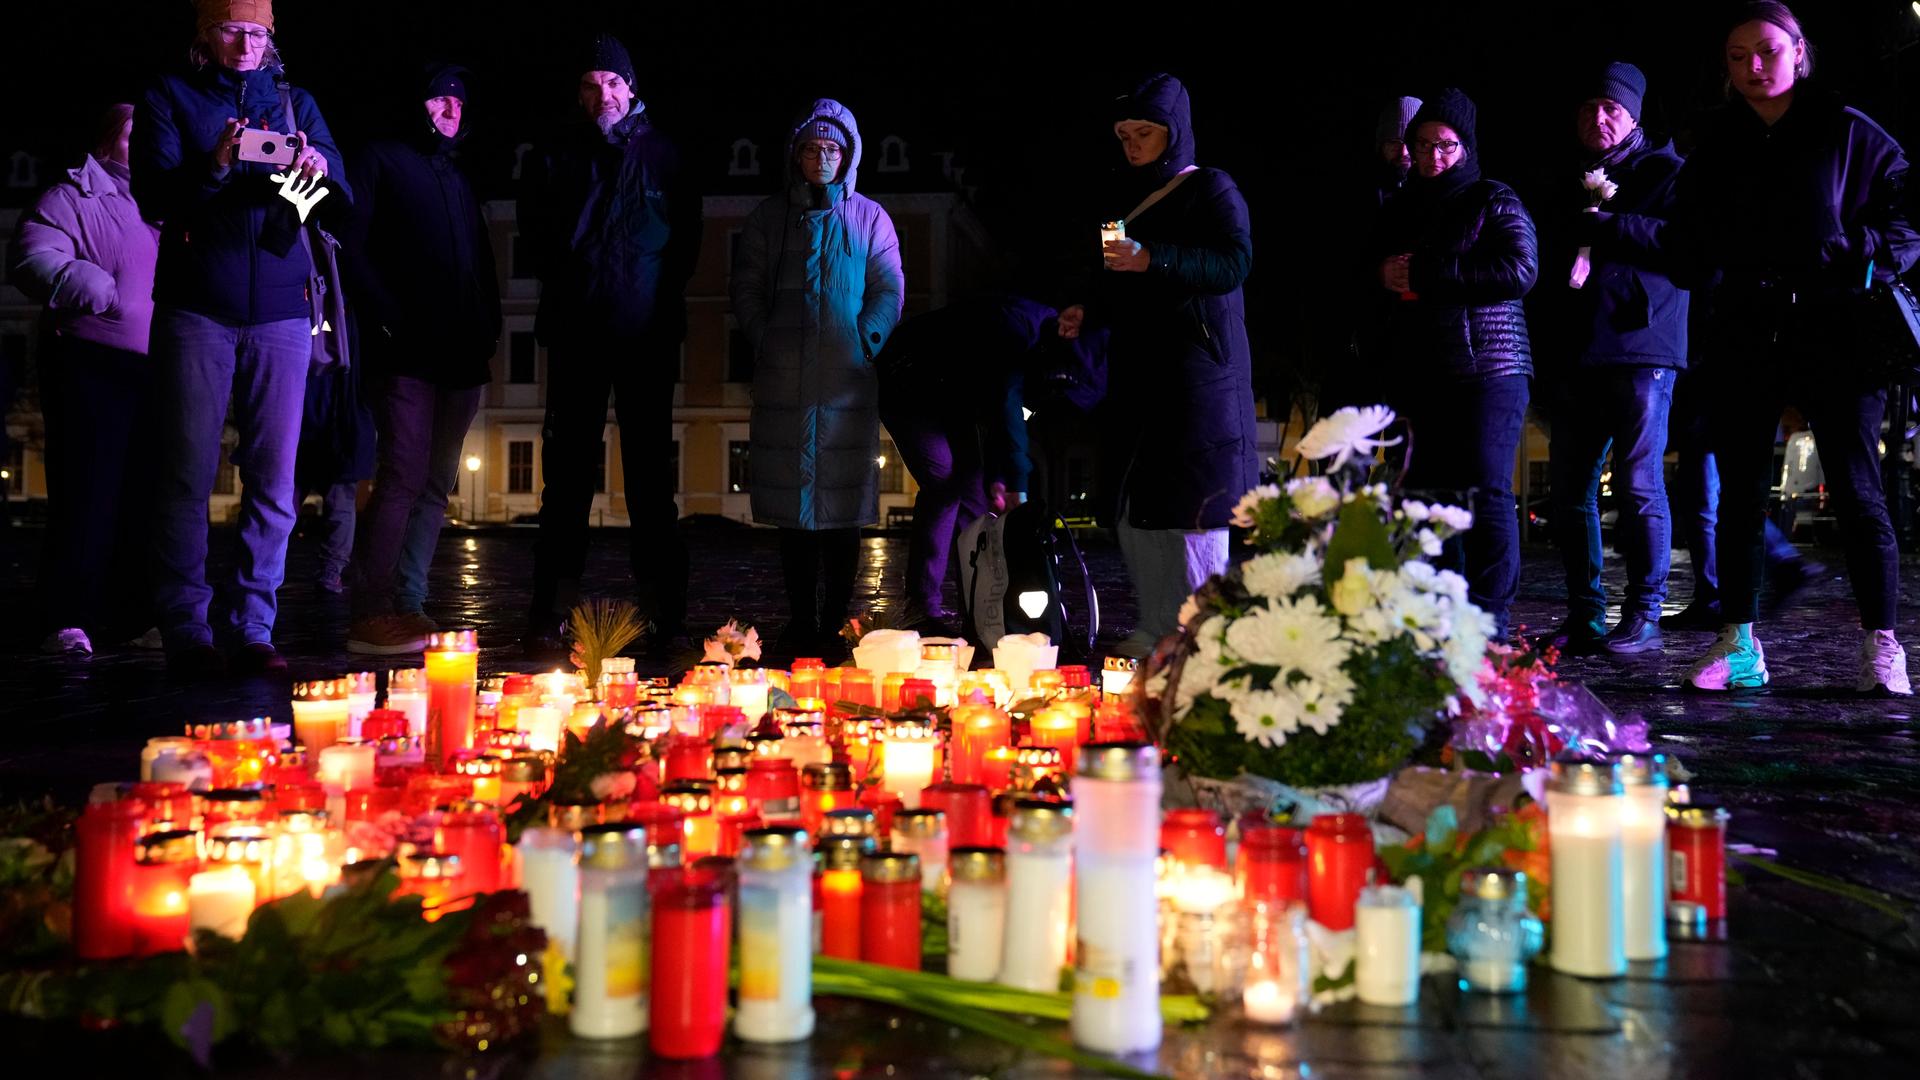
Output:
[1671,1,1920,693]
[731,99,905,660]
[131,0,348,677]
[1375,86,1539,640]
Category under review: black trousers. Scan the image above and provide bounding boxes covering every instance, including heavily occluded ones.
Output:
[778,528,860,636]
[36,334,157,639]
[531,337,688,635]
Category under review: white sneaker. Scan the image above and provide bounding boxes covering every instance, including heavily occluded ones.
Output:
[125,627,164,650]
[1857,629,1912,695]
[41,628,93,656]
[1686,625,1769,690]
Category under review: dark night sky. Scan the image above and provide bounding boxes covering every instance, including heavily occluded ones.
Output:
[5,0,1918,381]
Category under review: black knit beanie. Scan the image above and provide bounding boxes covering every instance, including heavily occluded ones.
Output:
[582,32,635,87]
[1583,62,1646,121]
[1406,87,1477,150]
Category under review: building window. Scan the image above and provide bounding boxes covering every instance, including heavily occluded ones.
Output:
[2,440,22,495]
[728,138,761,177]
[508,440,535,493]
[878,438,905,494]
[595,439,608,495]
[878,135,909,174]
[510,233,534,280]
[728,322,755,383]
[509,331,537,384]
[728,440,751,493]
[669,439,681,494]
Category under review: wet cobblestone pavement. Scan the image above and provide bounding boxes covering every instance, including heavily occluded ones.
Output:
[2,520,1917,1077]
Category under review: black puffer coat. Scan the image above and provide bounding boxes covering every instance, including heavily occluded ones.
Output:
[1378,177,1538,381]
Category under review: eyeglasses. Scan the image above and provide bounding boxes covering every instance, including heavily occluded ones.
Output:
[1412,139,1462,156]
[799,145,843,161]
[216,25,272,44]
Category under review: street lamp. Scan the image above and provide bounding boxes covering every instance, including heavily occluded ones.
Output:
[464,454,482,523]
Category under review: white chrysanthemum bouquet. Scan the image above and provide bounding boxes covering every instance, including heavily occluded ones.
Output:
[1142,406,1496,788]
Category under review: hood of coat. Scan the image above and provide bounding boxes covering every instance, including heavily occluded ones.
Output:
[410,61,472,153]
[785,98,863,199]
[1112,73,1195,192]
[68,154,129,198]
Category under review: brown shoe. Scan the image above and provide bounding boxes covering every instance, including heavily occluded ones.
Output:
[348,614,429,656]
[400,612,439,638]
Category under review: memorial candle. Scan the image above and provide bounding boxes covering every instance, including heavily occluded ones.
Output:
[728,667,772,723]
[999,799,1074,992]
[859,850,923,970]
[499,754,551,807]
[1072,744,1163,1056]
[817,835,871,960]
[204,822,273,900]
[129,781,197,834]
[946,847,1008,982]
[1028,706,1081,776]
[983,745,1016,793]
[520,705,563,754]
[1667,803,1730,925]
[1547,756,1626,978]
[270,808,341,899]
[950,705,1012,787]
[191,719,278,787]
[649,874,730,1059]
[396,852,466,921]
[837,669,877,708]
[316,740,376,794]
[1612,751,1669,962]
[776,709,830,769]
[571,824,651,1039]
[734,826,816,1044]
[1161,808,1228,872]
[131,829,197,956]
[992,633,1057,693]
[451,752,504,806]
[1100,656,1139,701]
[880,718,938,809]
[790,658,826,701]
[891,808,949,894]
[187,865,255,942]
[141,736,197,782]
[1306,813,1374,931]
[661,781,719,859]
[386,668,429,737]
[498,674,538,730]
[800,762,855,836]
[424,630,479,770]
[921,781,994,849]
[516,827,580,966]
[344,671,378,736]
[292,678,351,755]
[75,798,145,959]
[436,805,505,895]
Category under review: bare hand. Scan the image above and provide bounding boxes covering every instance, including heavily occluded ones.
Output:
[1103,238,1150,273]
[213,117,245,170]
[1380,254,1412,293]
[288,131,327,192]
[1056,304,1085,339]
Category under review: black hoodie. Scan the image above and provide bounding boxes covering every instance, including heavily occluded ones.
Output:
[338,63,501,388]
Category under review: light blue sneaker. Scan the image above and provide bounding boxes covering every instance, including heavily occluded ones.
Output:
[1687,624,1769,690]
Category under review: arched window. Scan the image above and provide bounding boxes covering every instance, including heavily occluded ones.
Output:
[877,135,908,174]
[729,138,761,177]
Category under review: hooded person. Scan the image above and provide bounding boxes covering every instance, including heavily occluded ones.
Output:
[1094,72,1256,654]
[1374,86,1539,639]
[133,0,351,676]
[518,33,700,657]
[339,61,502,654]
[731,98,905,659]
[1374,95,1423,207]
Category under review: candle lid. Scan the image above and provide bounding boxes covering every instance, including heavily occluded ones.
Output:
[277,808,329,830]
[293,678,349,702]
[1076,742,1160,782]
[438,799,494,817]
[389,668,426,692]
[1548,755,1623,797]
[1666,803,1730,829]
[713,746,751,772]
[400,851,464,880]
[453,754,503,779]
[189,719,274,741]
[817,834,875,870]
[802,762,853,791]
[501,755,550,783]
[136,828,200,864]
[884,715,938,740]
[603,656,636,676]
[1102,656,1140,673]
[1306,812,1370,838]
[1609,751,1670,788]
[742,825,809,871]
[891,808,946,838]
[426,629,478,652]
[205,824,270,863]
[1458,866,1526,902]
[205,788,265,804]
[948,846,1006,882]
[548,799,604,831]
[824,807,877,839]
[714,768,749,794]
[1009,799,1074,842]
[793,657,825,671]
[579,823,648,870]
[346,671,377,693]
[860,850,921,884]
[661,780,716,815]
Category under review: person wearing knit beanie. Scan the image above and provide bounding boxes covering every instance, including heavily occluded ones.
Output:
[1406,87,1476,153]
[195,0,273,35]
[1585,62,1646,123]
[581,32,636,89]
[578,33,639,134]
[1375,95,1422,166]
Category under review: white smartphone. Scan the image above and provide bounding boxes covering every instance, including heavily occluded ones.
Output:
[236,128,299,167]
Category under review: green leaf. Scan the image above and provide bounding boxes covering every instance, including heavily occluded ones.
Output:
[160,978,232,1051]
[1322,497,1396,575]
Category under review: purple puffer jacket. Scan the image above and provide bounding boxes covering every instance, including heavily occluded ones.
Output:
[9,155,160,354]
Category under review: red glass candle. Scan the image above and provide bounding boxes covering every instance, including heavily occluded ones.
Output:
[949,705,1011,787]
[424,630,479,770]
[859,851,923,970]
[921,781,993,850]
[1058,665,1091,690]
[662,735,713,783]
[131,829,197,956]
[271,780,327,815]
[1667,804,1730,920]
[1027,707,1081,777]
[604,672,639,709]
[838,669,877,708]
[75,799,146,959]
[650,876,731,1059]
[791,659,826,701]
[699,705,747,741]
[202,788,267,830]
[801,762,855,837]
[191,720,279,788]
[982,745,1015,793]
[1161,808,1228,871]
[1239,823,1308,908]
[342,785,402,823]
[662,781,719,859]
[859,784,903,836]
[817,836,869,960]
[746,757,802,821]
[360,709,412,741]
[1306,813,1374,931]
[434,808,504,895]
[899,678,938,710]
[129,782,197,833]
[405,773,471,815]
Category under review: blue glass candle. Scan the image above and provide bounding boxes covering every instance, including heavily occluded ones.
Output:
[1446,868,1543,993]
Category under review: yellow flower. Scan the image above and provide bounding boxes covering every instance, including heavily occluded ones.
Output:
[1330,558,1372,616]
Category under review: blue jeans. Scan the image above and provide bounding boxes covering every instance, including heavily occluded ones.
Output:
[1401,375,1529,637]
[150,306,312,648]
[352,374,483,617]
[1549,367,1675,620]
[315,481,357,579]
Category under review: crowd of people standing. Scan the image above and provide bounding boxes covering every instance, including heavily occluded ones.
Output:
[7,1,1917,698]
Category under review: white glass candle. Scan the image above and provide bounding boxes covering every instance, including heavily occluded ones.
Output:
[188,866,255,941]
[947,848,1007,982]
[520,705,564,755]
[141,736,197,782]
[571,824,650,1039]
[316,740,375,793]
[992,633,1057,693]
[1000,801,1074,993]
[1170,865,1235,994]
[344,672,377,737]
[1241,903,1310,1026]
[881,721,937,810]
[386,668,429,737]
[734,826,816,1043]
[729,668,772,724]
[891,809,949,894]
[1071,744,1162,1055]
[1100,219,1127,246]
[1613,752,1669,962]
[1355,883,1422,1005]
[291,679,351,755]
[1548,757,1626,978]
[518,826,580,961]
[1100,656,1138,700]
[151,748,214,792]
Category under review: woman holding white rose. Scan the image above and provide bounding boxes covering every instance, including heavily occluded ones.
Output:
[1374,87,1539,640]
[1673,2,1920,693]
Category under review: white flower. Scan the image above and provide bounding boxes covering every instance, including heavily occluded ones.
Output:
[1224,596,1351,681]
[1296,406,1401,470]
[1230,688,1300,746]
[1582,169,1618,202]
[1284,476,1341,519]
[1242,552,1321,599]
[1230,484,1282,528]
[1416,528,1443,557]
[1291,673,1355,735]
[1401,499,1430,523]
[1426,503,1473,531]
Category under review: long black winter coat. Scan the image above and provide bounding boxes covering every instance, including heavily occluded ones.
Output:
[341,119,501,388]
[520,109,699,349]
[1378,176,1538,382]
[132,62,350,326]
[1100,74,1258,532]
[1529,136,1689,374]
